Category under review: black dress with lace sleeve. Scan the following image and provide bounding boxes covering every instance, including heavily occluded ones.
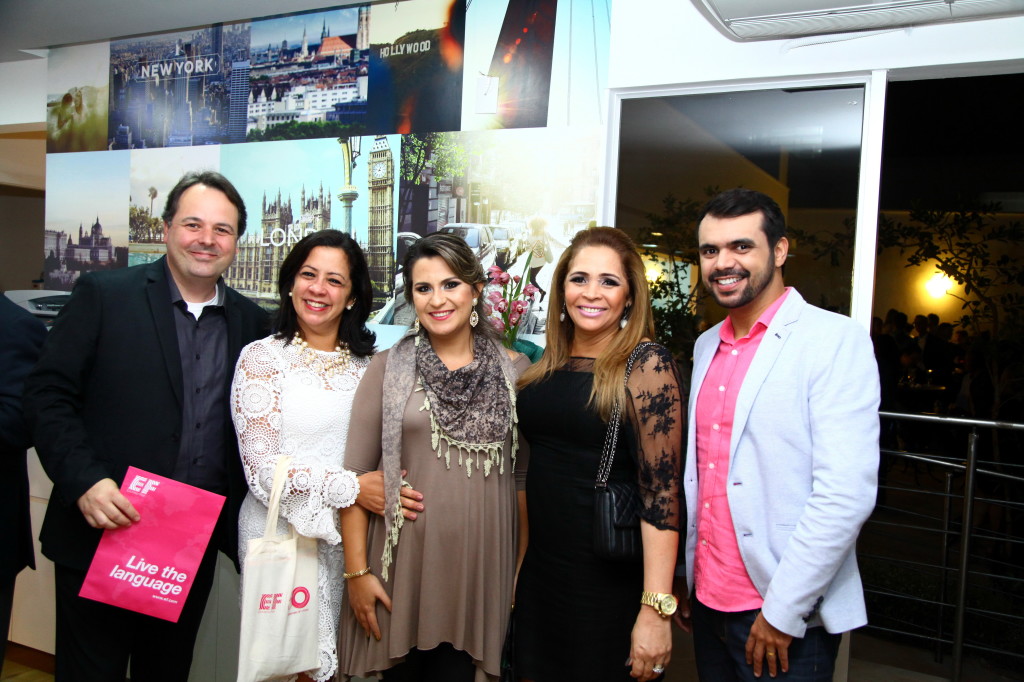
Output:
[514,344,685,682]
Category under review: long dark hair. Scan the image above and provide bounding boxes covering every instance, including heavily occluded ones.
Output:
[273,230,376,357]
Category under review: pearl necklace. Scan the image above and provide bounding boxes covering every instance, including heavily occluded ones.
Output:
[292,332,351,377]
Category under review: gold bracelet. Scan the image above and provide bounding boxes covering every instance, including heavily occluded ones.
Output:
[343,567,371,579]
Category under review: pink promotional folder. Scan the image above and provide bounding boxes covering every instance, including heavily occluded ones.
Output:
[78,467,225,622]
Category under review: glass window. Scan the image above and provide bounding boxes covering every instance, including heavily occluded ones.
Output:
[615,85,866,357]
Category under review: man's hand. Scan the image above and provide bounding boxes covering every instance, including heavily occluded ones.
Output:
[356,470,424,520]
[77,478,140,529]
[745,612,792,678]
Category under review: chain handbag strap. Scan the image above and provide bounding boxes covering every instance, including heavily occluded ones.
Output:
[595,342,657,488]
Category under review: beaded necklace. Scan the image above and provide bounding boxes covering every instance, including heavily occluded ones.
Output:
[291,332,351,377]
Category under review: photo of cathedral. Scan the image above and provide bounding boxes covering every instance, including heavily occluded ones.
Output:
[44,151,130,290]
[246,6,370,141]
[225,183,333,305]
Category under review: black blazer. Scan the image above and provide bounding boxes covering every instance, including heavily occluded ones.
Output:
[23,258,268,572]
[0,296,47,583]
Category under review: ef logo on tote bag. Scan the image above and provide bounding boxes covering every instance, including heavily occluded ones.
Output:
[259,586,311,611]
[237,457,320,682]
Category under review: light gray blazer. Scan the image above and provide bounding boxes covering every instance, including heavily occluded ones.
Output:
[684,288,880,637]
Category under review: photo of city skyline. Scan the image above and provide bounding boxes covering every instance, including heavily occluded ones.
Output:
[44,151,130,290]
[246,6,370,141]
[219,135,400,308]
[108,22,252,149]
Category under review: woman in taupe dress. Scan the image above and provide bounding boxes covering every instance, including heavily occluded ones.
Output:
[338,233,529,682]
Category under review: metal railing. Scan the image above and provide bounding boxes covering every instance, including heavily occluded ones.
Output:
[859,411,1024,682]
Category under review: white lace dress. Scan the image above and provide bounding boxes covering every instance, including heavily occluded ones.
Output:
[232,335,370,682]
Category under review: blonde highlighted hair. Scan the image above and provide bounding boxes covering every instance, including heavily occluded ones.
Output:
[519,226,655,421]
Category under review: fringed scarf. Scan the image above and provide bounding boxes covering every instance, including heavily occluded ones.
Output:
[378,327,519,581]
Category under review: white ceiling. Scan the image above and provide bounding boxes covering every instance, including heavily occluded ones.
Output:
[0,0,365,64]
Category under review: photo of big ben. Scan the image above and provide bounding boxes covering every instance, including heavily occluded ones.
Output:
[368,135,396,310]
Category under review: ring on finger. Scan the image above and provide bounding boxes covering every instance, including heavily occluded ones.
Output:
[766,650,776,658]
[652,664,665,674]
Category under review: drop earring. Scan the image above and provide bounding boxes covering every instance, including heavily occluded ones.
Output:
[346,301,354,310]
[470,298,479,327]
[559,303,566,323]
[412,318,420,333]
[620,306,631,329]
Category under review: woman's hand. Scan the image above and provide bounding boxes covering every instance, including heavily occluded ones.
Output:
[628,607,672,681]
[346,572,391,641]
[355,470,424,520]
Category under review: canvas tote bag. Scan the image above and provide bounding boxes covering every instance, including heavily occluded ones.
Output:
[237,456,319,681]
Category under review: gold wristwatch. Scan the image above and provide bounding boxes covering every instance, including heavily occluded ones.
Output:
[641,591,678,618]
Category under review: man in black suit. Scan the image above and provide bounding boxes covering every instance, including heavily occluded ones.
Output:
[23,171,269,681]
[0,295,47,665]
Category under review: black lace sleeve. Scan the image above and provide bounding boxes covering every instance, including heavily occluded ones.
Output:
[625,343,684,532]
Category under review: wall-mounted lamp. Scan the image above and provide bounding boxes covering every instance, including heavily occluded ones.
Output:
[925,272,953,299]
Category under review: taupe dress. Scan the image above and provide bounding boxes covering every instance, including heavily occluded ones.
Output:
[338,349,530,681]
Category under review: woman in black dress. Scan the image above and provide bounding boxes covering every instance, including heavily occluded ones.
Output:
[514,227,684,682]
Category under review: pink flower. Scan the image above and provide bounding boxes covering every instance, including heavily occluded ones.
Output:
[495,299,508,313]
[490,317,505,332]
[523,284,539,299]
[486,290,504,304]
[513,275,522,284]
[509,311,521,326]
[497,271,511,285]
[511,300,528,315]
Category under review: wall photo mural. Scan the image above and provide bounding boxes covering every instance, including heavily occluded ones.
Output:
[42,0,611,342]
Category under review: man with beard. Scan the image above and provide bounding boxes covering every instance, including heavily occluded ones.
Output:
[679,188,879,681]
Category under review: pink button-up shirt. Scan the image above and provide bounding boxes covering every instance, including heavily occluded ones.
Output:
[694,288,790,612]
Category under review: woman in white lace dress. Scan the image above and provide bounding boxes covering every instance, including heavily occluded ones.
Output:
[232,230,419,682]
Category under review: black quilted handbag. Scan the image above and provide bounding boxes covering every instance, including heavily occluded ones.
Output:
[592,343,654,562]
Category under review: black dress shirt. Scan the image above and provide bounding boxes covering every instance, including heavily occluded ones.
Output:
[166,266,230,494]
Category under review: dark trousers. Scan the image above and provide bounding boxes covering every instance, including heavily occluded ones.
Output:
[53,543,219,682]
[1,575,15,665]
[692,595,841,682]
[382,642,477,682]
[527,267,545,296]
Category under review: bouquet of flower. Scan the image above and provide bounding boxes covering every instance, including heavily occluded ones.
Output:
[484,253,539,351]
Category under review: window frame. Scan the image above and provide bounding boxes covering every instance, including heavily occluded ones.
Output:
[602,70,889,330]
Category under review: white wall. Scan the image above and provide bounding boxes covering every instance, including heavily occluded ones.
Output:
[0,58,46,194]
[608,2,1024,88]
[0,58,46,128]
